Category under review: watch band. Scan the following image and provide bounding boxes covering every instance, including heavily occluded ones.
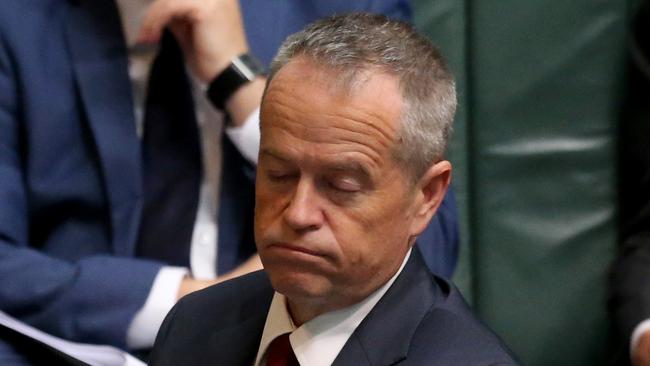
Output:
[206,53,265,111]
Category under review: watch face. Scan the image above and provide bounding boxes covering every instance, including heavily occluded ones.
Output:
[232,54,265,81]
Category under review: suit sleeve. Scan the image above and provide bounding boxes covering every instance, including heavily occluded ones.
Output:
[0,23,162,350]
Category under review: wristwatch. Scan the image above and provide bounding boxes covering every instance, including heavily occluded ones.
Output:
[206,53,265,111]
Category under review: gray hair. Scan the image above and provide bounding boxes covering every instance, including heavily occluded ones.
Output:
[266,12,456,180]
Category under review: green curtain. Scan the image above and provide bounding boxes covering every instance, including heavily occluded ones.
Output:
[414,1,628,365]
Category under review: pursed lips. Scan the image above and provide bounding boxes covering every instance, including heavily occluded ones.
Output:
[269,242,328,258]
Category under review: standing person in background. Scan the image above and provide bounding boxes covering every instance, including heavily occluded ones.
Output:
[0,0,459,359]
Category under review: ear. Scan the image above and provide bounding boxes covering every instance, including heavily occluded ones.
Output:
[409,160,452,237]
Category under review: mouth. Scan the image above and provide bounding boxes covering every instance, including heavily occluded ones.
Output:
[268,243,327,258]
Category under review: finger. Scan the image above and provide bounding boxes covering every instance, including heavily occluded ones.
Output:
[138,0,197,44]
[169,21,195,59]
[138,0,170,43]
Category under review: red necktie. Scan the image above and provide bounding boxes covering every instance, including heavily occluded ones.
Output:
[266,333,299,366]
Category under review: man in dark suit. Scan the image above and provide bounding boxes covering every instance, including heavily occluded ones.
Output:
[149,13,517,365]
[0,0,459,357]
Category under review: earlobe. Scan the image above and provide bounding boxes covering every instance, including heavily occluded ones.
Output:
[411,160,451,234]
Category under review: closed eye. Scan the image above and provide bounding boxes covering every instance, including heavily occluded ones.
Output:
[266,170,296,182]
[328,176,363,193]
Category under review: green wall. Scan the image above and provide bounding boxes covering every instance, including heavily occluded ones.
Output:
[414,1,628,365]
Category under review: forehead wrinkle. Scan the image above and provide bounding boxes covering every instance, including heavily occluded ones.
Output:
[319,110,397,149]
[263,68,399,141]
[269,121,385,171]
[262,60,402,170]
[263,104,397,167]
[260,82,302,128]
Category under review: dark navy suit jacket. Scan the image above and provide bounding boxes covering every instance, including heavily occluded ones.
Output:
[0,0,457,352]
[149,248,516,366]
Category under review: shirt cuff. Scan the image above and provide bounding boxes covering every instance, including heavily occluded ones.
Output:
[225,107,260,164]
[126,266,189,350]
[631,319,650,357]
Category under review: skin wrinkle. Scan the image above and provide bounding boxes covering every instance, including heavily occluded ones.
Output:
[263,125,384,175]
[263,57,399,139]
[264,98,396,146]
[260,147,374,187]
[261,69,398,170]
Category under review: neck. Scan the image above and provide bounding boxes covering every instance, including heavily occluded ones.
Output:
[285,278,394,326]
[285,298,339,326]
[284,248,413,326]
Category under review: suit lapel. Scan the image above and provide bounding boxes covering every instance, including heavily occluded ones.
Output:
[333,248,440,366]
[205,280,274,366]
[64,0,142,256]
[206,312,268,366]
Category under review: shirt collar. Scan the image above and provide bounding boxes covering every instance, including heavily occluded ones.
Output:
[254,293,296,366]
[254,249,412,366]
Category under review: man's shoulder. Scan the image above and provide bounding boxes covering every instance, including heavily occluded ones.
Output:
[150,272,275,365]
[349,251,518,365]
[173,270,274,325]
[409,280,518,364]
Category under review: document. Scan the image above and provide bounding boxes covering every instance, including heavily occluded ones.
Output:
[0,311,145,366]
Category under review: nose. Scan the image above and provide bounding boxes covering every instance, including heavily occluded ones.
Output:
[283,177,324,232]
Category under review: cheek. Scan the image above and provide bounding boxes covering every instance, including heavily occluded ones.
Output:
[254,185,287,235]
[331,191,413,264]
[326,204,385,264]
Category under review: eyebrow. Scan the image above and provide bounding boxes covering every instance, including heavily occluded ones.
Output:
[259,148,291,163]
[260,148,373,180]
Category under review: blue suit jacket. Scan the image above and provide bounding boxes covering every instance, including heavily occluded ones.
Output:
[0,0,457,350]
[149,248,515,366]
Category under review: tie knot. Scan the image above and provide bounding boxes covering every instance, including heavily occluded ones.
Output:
[266,333,299,366]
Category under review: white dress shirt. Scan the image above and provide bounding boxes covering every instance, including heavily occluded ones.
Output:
[254,249,412,366]
[114,0,261,349]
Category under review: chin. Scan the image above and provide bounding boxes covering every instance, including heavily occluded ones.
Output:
[266,267,331,301]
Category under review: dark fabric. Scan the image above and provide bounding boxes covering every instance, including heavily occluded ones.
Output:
[610,1,650,363]
[216,136,257,273]
[136,33,201,267]
[0,323,89,366]
[266,333,298,366]
[149,247,518,365]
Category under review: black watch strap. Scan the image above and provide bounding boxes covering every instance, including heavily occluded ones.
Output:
[206,53,265,111]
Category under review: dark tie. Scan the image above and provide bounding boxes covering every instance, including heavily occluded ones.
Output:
[136,33,202,267]
[266,333,299,366]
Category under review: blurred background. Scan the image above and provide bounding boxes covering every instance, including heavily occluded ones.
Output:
[412,0,632,365]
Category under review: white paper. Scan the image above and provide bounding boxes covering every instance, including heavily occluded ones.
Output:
[0,311,145,366]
